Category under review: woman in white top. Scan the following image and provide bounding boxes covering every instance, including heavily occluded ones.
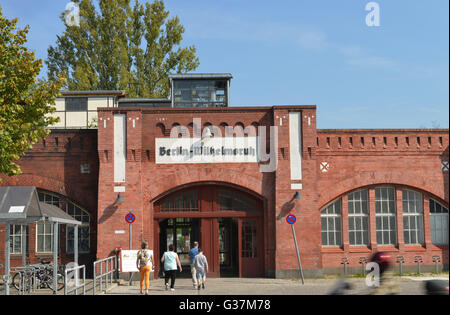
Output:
[136,241,154,295]
[161,244,182,291]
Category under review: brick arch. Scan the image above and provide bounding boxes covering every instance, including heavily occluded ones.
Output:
[148,167,265,203]
[317,175,449,210]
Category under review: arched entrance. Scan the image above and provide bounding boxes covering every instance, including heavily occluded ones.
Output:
[153,183,265,278]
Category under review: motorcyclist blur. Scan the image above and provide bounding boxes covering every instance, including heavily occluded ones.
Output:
[368,251,401,295]
[328,251,401,295]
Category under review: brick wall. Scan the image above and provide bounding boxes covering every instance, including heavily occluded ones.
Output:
[0,129,99,270]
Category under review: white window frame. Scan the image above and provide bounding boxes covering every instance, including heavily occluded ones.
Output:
[402,189,424,245]
[38,191,91,254]
[10,225,27,254]
[36,221,54,254]
[36,192,60,254]
[66,202,90,254]
[430,199,449,245]
[321,199,342,247]
[348,189,370,246]
[375,187,397,245]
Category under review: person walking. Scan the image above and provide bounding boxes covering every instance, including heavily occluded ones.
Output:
[188,241,199,289]
[161,244,182,291]
[136,241,153,295]
[193,248,208,290]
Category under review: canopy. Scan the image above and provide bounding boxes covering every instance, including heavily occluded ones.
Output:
[0,186,81,225]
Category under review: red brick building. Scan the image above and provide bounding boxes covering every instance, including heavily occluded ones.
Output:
[1,77,449,278]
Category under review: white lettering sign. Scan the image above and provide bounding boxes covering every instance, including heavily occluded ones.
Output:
[156,137,259,164]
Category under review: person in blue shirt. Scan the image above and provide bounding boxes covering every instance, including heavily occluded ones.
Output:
[188,241,199,289]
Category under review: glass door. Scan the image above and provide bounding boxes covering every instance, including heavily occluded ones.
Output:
[159,218,200,276]
[219,218,239,277]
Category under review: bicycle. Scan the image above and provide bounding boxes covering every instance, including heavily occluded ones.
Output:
[11,260,65,292]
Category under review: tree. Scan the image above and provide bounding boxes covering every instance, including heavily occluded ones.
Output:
[46,0,200,98]
[0,7,65,180]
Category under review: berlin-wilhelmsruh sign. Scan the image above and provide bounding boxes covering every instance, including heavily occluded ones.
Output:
[155,137,259,164]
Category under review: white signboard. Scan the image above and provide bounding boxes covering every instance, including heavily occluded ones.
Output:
[156,137,259,164]
[9,206,25,213]
[121,250,154,273]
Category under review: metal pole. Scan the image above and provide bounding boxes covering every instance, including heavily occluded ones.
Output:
[291,224,304,284]
[4,224,11,295]
[53,222,59,295]
[74,224,79,291]
[93,262,96,296]
[129,224,132,286]
[21,225,26,267]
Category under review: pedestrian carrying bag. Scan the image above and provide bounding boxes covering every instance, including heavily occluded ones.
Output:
[138,249,149,267]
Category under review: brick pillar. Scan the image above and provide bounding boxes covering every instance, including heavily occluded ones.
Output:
[341,194,349,252]
[396,188,405,251]
[423,197,433,250]
[368,188,377,252]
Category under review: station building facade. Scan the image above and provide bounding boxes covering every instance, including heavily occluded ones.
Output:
[0,74,449,278]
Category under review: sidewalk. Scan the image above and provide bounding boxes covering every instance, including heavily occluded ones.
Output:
[106,276,447,295]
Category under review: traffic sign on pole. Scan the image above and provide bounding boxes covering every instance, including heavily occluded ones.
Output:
[125,213,135,224]
[286,214,296,225]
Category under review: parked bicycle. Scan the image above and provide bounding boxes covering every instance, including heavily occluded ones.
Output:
[11,260,65,292]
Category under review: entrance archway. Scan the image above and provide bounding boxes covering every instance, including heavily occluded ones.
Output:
[153,183,265,278]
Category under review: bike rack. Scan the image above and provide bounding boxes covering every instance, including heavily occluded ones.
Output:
[93,256,118,295]
[432,256,441,275]
[414,256,423,275]
[359,257,367,276]
[64,264,86,295]
[341,257,349,277]
[396,256,405,276]
[10,266,38,295]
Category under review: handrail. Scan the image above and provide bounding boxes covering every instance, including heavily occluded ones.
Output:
[64,264,86,295]
[93,256,118,295]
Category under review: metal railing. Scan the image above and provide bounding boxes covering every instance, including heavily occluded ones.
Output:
[64,264,86,295]
[93,256,118,295]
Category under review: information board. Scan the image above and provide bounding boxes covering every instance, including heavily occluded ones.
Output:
[121,250,154,272]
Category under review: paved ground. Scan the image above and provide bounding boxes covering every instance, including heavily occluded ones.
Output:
[106,275,449,295]
[1,274,447,295]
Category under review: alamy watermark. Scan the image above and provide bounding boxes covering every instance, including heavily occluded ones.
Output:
[365,2,380,27]
[365,262,380,287]
[65,2,80,27]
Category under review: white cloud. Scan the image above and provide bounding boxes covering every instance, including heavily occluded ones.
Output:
[345,56,395,69]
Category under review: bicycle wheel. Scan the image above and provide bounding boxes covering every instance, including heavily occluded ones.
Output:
[11,272,34,292]
[47,273,65,291]
[11,272,22,290]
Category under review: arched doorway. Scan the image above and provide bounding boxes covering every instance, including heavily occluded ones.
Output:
[153,184,265,278]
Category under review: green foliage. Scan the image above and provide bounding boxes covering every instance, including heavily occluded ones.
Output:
[46,0,200,98]
[0,6,65,180]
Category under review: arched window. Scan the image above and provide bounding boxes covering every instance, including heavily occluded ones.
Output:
[38,191,90,254]
[375,187,397,245]
[402,189,424,245]
[348,189,369,246]
[429,199,449,245]
[66,202,91,253]
[218,189,258,212]
[161,190,199,212]
[321,199,342,246]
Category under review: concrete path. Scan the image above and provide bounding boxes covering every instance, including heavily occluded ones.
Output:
[106,276,448,295]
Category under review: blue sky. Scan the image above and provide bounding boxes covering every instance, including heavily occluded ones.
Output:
[1,0,448,129]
